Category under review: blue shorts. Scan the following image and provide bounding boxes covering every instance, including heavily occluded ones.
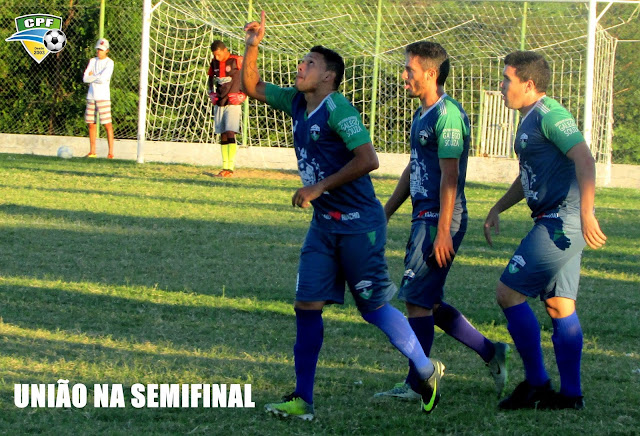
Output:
[296,225,396,313]
[398,220,465,309]
[499,214,586,301]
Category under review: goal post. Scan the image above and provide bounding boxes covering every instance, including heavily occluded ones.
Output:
[136,0,630,170]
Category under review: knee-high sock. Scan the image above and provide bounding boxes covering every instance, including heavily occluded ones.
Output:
[220,139,229,170]
[405,315,435,389]
[362,304,434,389]
[435,302,495,362]
[552,311,583,397]
[294,309,323,404]
[226,138,237,171]
[503,302,549,387]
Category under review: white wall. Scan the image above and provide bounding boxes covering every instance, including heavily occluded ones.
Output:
[1,133,637,189]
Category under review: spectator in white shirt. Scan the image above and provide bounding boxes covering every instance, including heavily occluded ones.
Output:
[83,38,114,158]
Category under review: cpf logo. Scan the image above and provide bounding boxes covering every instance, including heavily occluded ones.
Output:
[5,14,67,64]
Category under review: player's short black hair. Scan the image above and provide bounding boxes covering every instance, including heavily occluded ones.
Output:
[504,51,551,93]
[210,40,227,52]
[405,41,450,86]
[310,45,345,90]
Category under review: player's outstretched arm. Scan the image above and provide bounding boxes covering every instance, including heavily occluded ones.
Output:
[241,11,267,102]
[383,163,411,222]
[566,142,607,249]
[484,176,524,247]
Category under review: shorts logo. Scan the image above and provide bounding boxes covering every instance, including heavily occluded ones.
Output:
[419,129,429,146]
[553,229,565,241]
[519,133,529,149]
[403,269,415,281]
[508,255,526,274]
[400,269,415,288]
[310,124,320,141]
[5,14,66,64]
[355,280,373,300]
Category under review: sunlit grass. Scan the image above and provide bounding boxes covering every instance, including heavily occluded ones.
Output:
[0,154,638,434]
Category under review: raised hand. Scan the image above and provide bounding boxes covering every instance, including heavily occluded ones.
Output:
[244,10,266,47]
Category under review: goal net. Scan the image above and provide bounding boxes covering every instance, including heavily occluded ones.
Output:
[144,0,618,163]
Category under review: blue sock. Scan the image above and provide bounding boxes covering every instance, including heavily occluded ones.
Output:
[435,302,495,362]
[503,302,549,387]
[293,309,323,404]
[405,316,435,389]
[363,304,434,387]
[552,311,583,397]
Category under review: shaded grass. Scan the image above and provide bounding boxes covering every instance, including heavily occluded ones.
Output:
[0,153,638,435]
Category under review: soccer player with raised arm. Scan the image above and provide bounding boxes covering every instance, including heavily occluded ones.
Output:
[376,41,510,402]
[241,12,444,420]
[484,51,607,410]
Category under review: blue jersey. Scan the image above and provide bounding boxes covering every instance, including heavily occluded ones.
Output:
[265,84,385,234]
[409,94,469,231]
[515,96,584,219]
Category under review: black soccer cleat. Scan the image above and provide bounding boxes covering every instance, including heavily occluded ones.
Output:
[538,392,585,410]
[498,379,554,410]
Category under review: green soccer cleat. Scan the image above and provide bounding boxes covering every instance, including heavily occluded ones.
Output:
[373,382,422,401]
[419,359,445,414]
[264,393,315,421]
[487,342,511,398]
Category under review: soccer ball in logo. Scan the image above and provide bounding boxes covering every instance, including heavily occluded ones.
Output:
[57,146,73,159]
[43,29,67,53]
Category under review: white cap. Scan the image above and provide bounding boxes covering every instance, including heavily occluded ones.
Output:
[95,38,110,50]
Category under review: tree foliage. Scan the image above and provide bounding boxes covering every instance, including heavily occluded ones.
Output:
[0,0,141,139]
[600,3,640,164]
[0,1,637,163]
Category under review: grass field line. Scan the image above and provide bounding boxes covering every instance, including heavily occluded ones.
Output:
[0,276,367,323]
[0,321,431,376]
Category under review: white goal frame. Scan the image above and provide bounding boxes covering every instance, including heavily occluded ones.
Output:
[136,0,640,185]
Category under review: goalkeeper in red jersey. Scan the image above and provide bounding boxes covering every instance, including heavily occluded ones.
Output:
[208,40,245,177]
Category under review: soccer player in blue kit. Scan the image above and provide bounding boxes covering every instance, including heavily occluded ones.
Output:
[241,12,444,420]
[484,51,607,410]
[376,41,510,401]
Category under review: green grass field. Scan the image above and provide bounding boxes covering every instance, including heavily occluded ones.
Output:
[1,153,638,435]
